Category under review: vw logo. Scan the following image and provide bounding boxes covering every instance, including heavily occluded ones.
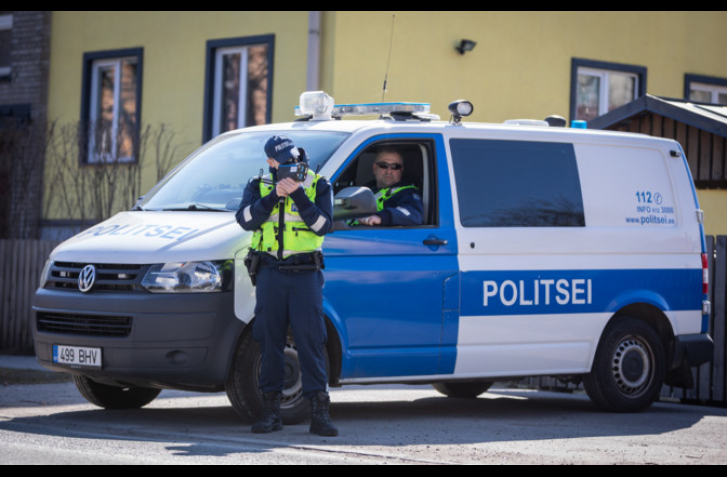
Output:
[78,265,96,293]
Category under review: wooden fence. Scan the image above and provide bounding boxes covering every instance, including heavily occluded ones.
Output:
[0,240,59,351]
[1,237,727,406]
[685,235,725,404]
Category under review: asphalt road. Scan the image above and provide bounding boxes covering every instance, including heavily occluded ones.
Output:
[1,379,727,465]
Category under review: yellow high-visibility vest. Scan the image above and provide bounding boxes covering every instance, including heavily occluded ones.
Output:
[252,170,324,258]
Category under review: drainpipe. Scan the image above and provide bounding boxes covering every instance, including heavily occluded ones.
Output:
[307,11,321,91]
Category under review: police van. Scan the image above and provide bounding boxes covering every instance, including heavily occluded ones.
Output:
[33,91,714,422]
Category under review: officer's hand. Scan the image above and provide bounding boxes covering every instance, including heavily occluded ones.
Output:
[359,215,382,226]
[276,178,300,197]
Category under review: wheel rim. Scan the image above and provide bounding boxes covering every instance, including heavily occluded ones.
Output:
[611,336,654,397]
[253,339,304,411]
[281,342,303,409]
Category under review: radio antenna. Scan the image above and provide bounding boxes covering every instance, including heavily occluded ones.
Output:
[381,13,396,102]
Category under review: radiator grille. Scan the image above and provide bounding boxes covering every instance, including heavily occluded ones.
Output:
[47,262,147,292]
[37,312,132,337]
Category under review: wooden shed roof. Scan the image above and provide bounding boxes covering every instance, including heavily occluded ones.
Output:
[587,94,727,138]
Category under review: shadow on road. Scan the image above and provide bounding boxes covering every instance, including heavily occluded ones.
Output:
[2,384,725,460]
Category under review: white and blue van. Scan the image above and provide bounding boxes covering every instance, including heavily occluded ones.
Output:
[33,92,714,422]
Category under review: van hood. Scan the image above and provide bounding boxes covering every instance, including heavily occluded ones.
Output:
[50,211,250,264]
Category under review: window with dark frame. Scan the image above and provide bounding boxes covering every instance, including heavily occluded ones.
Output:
[80,48,143,164]
[332,140,437,227]
[203,35,274,143]
[570,58,647,123]
[685,74,727,106]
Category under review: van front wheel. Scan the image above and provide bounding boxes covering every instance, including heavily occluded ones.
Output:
[584,318,665,413]
[225,330,310,425]
[73,375,161,409]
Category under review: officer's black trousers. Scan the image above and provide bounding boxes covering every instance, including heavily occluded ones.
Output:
[252,263,328,399]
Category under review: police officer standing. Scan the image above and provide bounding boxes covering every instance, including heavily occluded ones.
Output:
[236,135,337,437]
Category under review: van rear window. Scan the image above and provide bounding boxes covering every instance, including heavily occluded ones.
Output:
[450,139,585,227]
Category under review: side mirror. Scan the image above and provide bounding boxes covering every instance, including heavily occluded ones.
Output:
[333,187,377,221]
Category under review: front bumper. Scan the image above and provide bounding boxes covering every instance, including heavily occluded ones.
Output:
[32,288,246,391]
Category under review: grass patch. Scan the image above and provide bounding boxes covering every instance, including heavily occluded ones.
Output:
[0,368,73,386]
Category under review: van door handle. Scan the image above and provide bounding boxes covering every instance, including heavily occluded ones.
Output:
[423,238,448,246]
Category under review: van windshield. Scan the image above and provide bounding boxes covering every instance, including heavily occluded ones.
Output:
[138,130,349,212]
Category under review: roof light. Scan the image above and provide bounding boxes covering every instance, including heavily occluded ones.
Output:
[448,100,473,125]
[503,119,549,127]
[571,120,587,129]
[332,101,431,117]
[294,91,433,121]
[296,91,335,120]
[544,115,567,127]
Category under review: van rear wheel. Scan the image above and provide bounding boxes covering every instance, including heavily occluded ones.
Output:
[225,330,310,425]
[432,381,493,398]
[73,375,161,409]
[584,318,665,413]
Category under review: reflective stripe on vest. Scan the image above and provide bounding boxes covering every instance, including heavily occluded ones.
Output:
[251,170,324,258]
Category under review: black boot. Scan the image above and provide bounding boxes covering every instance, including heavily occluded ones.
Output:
[309,392,338,437]
[251,391,283,434]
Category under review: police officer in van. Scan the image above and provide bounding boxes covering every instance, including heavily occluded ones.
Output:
[355,147,423,227]
[236,135,337,437]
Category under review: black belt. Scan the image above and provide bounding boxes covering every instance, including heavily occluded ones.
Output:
[259,251,324,271]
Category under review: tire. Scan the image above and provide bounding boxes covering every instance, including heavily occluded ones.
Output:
[432,381,493,399]
[73,375,161,410]
[225,329,319,425]
[583,318,666,413]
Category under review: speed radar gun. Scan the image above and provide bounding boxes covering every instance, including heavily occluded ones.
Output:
[277,150,309,182]
[258,147,310,185]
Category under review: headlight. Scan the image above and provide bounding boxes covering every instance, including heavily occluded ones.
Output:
[39,259,53,288]
[141,261,231,293]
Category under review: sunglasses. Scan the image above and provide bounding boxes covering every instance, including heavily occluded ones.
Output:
[375,162,403,170]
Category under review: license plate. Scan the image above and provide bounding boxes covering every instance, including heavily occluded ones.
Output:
[53,345,102,369]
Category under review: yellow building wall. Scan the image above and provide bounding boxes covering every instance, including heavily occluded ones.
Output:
[46,11,310,219]
[322,11,727,120]
[321,11,727,235]
[48,11,310,130]
[45,11,727,234]
[698,191,727,237]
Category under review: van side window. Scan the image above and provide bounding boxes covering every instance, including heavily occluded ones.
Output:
[450,139,585,227]
[333,141,435,226]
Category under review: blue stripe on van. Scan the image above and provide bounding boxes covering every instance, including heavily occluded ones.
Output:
[460,268,702,317]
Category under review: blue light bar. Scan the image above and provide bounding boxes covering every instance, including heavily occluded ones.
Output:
[331,102,431,117]
[295,101,430,118]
